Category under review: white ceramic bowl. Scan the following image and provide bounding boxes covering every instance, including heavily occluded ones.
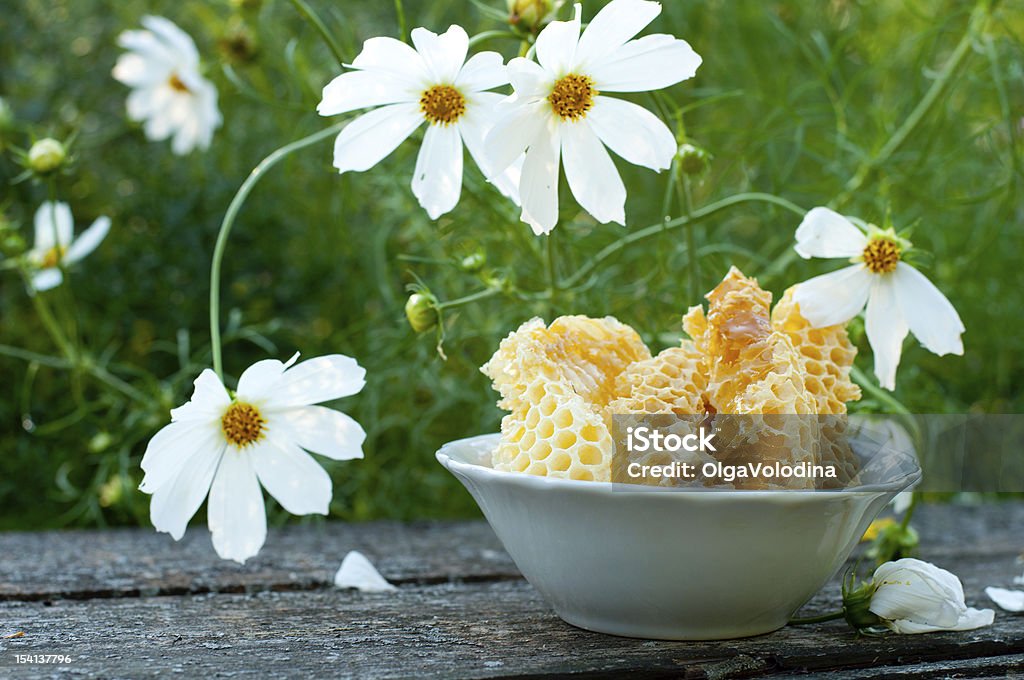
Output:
[437,431,920,640]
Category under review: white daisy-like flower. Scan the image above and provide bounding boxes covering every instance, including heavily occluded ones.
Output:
[792,207,965,390]
[140,353,366,564]
[484,0,702,235]
[317,25,520,219]
[26,201,110,293]
[113,15,222,155]
[869,559,994,634]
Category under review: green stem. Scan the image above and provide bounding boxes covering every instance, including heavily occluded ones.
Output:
[833,1,993,207]
[437,287,501,310]
[0,343,70,369]
[789,610,845,625]
[545,231,558,315]
[850,365,910,414]
[563,192,806,288]
[394,0,408,43]
[679,174,699,303]
[289,0,347,66]
[209,123,343,379]
[900,493,917,529]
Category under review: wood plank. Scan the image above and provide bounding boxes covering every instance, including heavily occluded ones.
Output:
[0,502,1020,602]
[0,521,518,602]
[0,575,1020,679]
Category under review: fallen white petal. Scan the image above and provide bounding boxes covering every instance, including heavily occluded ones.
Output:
[334,551,397,592]
[986,586,1024,612]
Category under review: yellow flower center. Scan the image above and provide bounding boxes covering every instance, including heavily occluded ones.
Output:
[548,74,596,122]
[862,237,901,274]
[168,73,191,93]
[420,85,466,126]
[221,402,265,448]
[40,246,66,269]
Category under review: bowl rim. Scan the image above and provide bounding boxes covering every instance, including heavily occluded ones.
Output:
[436,432,923,500]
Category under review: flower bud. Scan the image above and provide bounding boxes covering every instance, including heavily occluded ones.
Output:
[507,0,554,32]
[678,143,710,176]
[405,292,439,333]
[27,137,67,175]
[219,19,259,64]
[230,0,263,11]
[841,573,882,631]
[460,251,486,273]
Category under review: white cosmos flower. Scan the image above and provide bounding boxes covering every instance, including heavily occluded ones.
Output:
[140,353,366,564]
[113,16,222,155]
[870,559,994,634]
[26,201,110,293]
[317,25,520,219]
[793,207,965,390]
[484,0,702,235]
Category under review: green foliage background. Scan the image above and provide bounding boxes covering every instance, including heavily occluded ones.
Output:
[0,0,1021,530]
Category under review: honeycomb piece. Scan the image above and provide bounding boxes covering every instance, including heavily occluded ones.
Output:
[771,287,861,415]
[493,377,613,482]
[481,316,650,415]
[606,343,707,416]
[818,416,861,489]
[685,267,816,416]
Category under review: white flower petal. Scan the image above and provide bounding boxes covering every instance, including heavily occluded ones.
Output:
[987,587,1024,612]
[562,121,625,225]
[236,358,288,402]
[588,34,701,92]
[792,265,872,327]
[892,491,913,514]
[519,124,562,235]
[170,368,231,423]
[411,25,468,84]
[871,559,965,628]
[332,103,423,174]
[865,276,909,391]
[267,354,367,409]
[885,607,994,634]
[459,93,522,205]
[139,421,221,494]
[534,3,581,76]
[505,57,552,100]
[34,202,73,251]
[208,449,266,563]
[455,51,508,92]
[587,95,675,170]
[116,29,177,70]
[484,98,549,176]
[112,52,166,88]
[794,207,868,259]
[317,70,418,117]
[141,15,199,68]
[64,216,110,264]
[893,263,965,357]
[573,0,662,69]
[350,36,429,86]
[30,268,63,292]
[334,551,396,592]
[280,405,366,461]
[252,437,332,516]
[412,123,464,220]
[149,444,222,541]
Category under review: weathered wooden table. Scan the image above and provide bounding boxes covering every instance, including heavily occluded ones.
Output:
[1,503,1022,678]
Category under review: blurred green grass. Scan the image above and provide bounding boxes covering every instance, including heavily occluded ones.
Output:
[0,0,1021,530]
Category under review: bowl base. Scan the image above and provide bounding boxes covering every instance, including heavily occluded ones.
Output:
[554,607,788,641]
